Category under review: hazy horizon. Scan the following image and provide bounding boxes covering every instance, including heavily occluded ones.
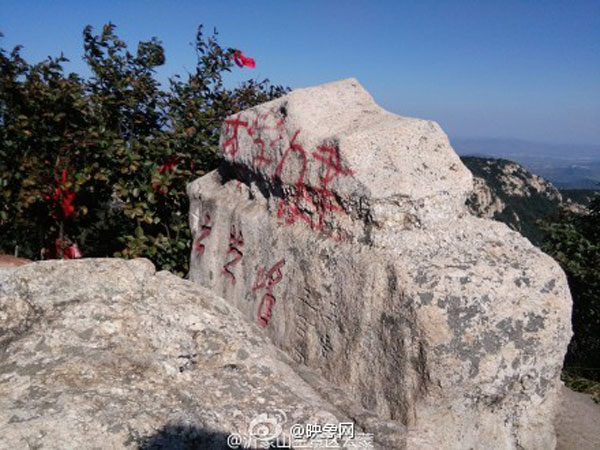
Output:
[451,136,600,158]
[452,135,600,149]
[452,136,600,189]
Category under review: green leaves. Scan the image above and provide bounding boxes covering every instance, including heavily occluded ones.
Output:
[0,23,287,276]
[541,192,600,382]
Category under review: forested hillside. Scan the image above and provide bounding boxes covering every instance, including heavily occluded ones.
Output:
[0,24,287,275]
[462,156,566,245]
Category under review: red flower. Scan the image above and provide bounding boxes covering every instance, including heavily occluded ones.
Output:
[233,50,256,69]
[151,182,168,195]
[158,156,178,173]
[64,243,82,259]
[54,240,82,259]
[61,191,76,218]
[45,168,76,219]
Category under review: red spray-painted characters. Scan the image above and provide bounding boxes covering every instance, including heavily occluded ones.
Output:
[275,141,354,238]
[309,143,355,233]
[193,213,212,256]
[222,108,354,239]
[312,144,354,190]
[251,112,284,169]
[252,259,286,328]
[222,224,244,284]
[251,135,273,168]
[223,115,250,158]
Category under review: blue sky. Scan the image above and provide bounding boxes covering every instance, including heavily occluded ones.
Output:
[1,0,599,145]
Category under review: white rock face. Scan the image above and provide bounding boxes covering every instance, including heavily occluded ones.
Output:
[0,259,405,449]
[188,78,573,449]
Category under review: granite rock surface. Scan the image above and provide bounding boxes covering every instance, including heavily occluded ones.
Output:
[188,78,573,449]
[0,258,404,449]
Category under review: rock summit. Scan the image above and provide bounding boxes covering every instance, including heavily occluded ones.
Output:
[188,78,573,449]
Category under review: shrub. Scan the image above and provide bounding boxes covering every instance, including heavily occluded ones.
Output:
[541,193,600,382]
[0,24,288,275]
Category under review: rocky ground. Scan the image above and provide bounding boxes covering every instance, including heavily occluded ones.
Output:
[1,257,598,449]
[555,386,600,450]
[0,258,404,449]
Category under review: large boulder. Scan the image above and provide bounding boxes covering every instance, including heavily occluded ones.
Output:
[188,78,573,449]
[0,259,405,449]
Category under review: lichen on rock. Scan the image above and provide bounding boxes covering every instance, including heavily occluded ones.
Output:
[0,258,404,449]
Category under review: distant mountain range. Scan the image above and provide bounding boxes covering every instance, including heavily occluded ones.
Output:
[452,138,600,189]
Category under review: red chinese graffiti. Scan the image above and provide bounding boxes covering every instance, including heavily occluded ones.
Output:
[313,144,354,187]
[274,129,314,228]
[222,224,244,284]
[223,108,354,239]
[223,109,284,167]
[310,144,355,233]
[275,130,308,185]
[275,142,354,237]
[251,136,272,168]
[193,213,212,256]
[253,259,285,328]
[223,115,250,158]
[250,111,283,168]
